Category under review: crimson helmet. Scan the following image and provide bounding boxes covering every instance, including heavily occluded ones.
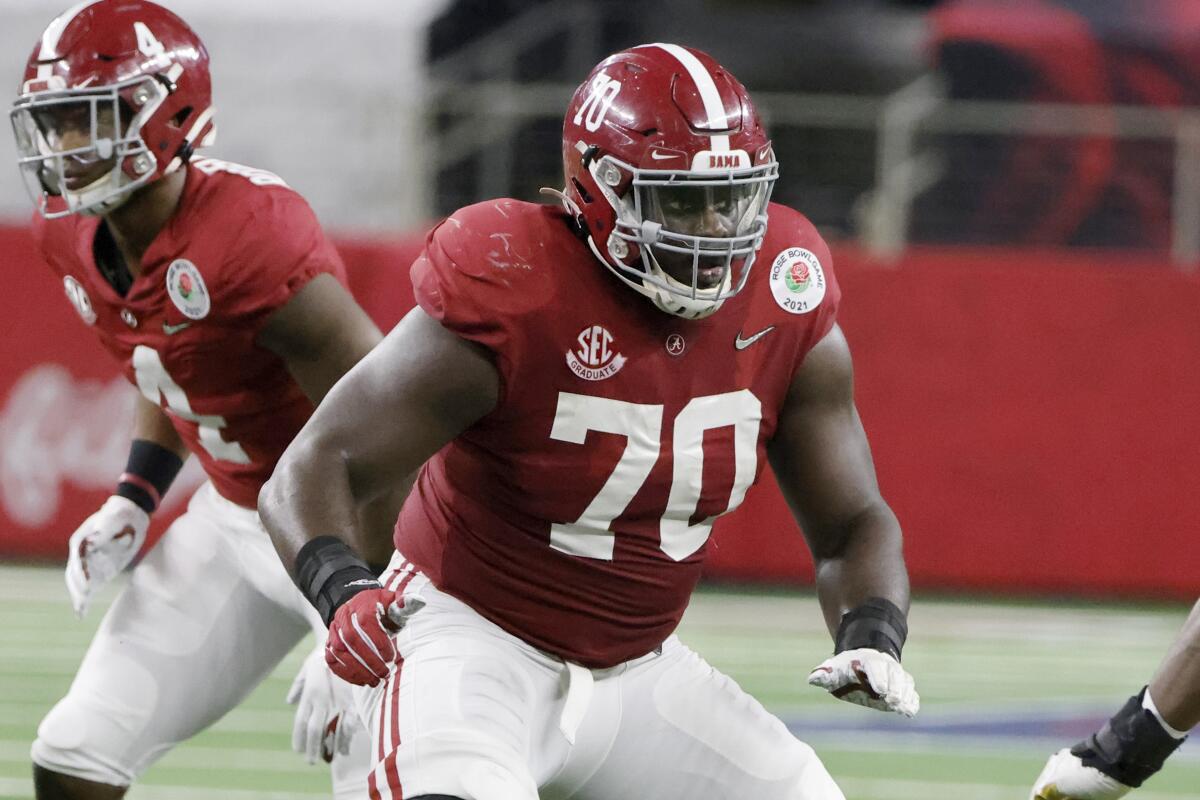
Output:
[10,0,215,218]
[560,44,778,319]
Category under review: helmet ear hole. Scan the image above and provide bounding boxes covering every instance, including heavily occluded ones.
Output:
[571,177,593,205]
[169,106,192,128]
[580,144,601,169]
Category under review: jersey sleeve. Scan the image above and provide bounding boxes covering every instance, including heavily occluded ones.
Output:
[802,225,841,354]
[765,204,842,359]
[410,203,555,405]
[214,188,348,331]
[411,217,510,353]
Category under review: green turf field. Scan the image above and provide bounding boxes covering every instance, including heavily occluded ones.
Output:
[1,563,1195,799]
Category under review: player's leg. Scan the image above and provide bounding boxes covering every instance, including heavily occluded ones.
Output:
[354,558,562,800]
[556,636,845,800]
[31,484,312,796]
[31,765,126,800]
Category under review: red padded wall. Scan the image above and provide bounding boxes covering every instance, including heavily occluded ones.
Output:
[2,223,1196,599]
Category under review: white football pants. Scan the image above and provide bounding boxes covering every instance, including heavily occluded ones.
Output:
[31,481,371,798]
[356,551,845,800]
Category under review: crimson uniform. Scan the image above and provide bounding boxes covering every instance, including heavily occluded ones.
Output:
[358,198,846,800]
[335,42,862,800]
[30,159,371,795]
[32,157,337,508]
[402,198,838,667]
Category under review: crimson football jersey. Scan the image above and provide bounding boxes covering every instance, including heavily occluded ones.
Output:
[400,199,840,668]
[33,158,347,509]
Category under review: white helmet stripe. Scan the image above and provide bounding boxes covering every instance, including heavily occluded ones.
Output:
[183,105,216,146]
[37,0,105,78]
[647,43,731,152]
[165,105,217,175]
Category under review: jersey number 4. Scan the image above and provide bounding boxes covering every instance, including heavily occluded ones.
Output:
[549,390,761,562]
[132,345,250,464]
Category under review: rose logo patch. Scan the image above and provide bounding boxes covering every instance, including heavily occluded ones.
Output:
[166,259,210,320]
[769,247,826,314]
[567,324,627,381]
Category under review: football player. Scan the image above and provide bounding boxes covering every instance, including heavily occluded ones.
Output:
[1030,599,1198,799]
[260,44,919,799]
[11,1,391,798]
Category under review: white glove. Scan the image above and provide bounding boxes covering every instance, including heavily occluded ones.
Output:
[1030,748,1133,800]
[64,495,149,618]
[807,647,920,717]
[287,643,356,765]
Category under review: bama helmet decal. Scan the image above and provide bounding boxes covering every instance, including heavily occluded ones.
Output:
[768,247,826,315]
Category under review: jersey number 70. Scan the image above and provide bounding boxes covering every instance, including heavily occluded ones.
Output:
[549,390,761,562]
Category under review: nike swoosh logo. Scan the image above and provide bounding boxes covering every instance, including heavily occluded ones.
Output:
[650,151,676,160]
[734,326,775,350]
[162,321,191,335]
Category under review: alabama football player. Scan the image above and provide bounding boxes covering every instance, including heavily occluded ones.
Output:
[1030,598,1197,799]
[12,1,388,797]
[261,44,918,799]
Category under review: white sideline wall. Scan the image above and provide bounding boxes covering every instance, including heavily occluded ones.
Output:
[0,0,452,232]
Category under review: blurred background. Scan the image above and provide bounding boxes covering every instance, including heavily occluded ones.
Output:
[2,0,1199,798]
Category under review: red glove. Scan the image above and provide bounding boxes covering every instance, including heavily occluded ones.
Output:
[324,588,401,686]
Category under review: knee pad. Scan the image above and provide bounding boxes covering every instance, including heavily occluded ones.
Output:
[32,699,136,787]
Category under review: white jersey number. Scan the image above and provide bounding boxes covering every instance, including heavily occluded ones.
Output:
[573,71,622,133]
[131,345,251,464]
[549,390,762,562]
[134,22,166,59]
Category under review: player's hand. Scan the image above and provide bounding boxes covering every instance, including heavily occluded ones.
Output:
[64,495,149,618]
[325,588,403,687]
[287,644,356,764]
[807,647,920,717]
[1030,748,1132,800]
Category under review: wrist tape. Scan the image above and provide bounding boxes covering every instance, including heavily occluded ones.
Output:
[1072,687,1187,787]
[294,536,380,627]
[115,439,184,513]
[834,597,908,662]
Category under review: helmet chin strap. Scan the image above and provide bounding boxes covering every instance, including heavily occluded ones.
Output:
[539,186,582,217]
[643,248,730,319]
[58,140,160,217]
[67,165,140,216]
[582,232,727,320]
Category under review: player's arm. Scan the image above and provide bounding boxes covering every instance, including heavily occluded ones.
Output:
[256,273,399,568]
[64,393,189,617]
[1148,599,1200,732]
[256,273,381,406]
[767,323,918,717]
[258,305,498,685]
[1031,600,1198,800]
[130,391,190,459]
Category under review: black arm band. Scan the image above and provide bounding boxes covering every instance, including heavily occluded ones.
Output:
[1071,687,1187,788]
[834,597,909,661]
[114,439,185,513]
[294,536,381,627]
